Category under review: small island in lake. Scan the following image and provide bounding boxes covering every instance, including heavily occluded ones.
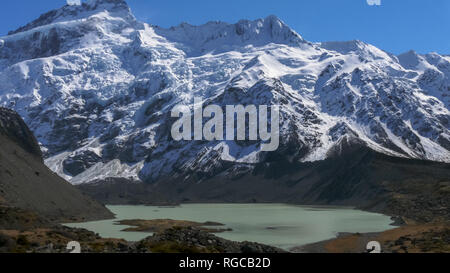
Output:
[116,219,233,233]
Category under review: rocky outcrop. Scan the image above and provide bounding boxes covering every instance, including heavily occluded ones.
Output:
[136,227,287,253]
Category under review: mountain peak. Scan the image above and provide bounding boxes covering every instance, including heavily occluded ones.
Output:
[262,15,287,29]
[320,39,393,61]
[154,15,304,56]
[8,0,131,35]
[264,14,281,21]
[397,50,423,69]
[85,0,129,10]
[235,15,303,42]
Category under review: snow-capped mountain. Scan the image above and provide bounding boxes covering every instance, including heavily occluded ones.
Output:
[0,0,449,186]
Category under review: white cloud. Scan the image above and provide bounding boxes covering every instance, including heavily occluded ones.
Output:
[67,0,81,5]
[367,0,381,6]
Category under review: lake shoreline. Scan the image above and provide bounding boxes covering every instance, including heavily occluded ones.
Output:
[65,203,395,250]
[93,201,407,228]
[293,222,450,253]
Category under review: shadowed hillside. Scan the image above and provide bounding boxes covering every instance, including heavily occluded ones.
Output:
[0,107,113,222]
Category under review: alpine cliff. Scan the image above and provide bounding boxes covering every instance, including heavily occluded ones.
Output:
[0,0,449,215]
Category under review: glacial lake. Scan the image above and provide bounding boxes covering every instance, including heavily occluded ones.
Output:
[65,204,394,250]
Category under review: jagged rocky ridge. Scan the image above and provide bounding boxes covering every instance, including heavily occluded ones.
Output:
[0,0,448,190]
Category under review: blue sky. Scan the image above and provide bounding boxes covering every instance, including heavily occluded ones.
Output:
[0,0,448,55]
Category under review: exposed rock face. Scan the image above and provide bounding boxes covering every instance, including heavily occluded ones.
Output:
[63,149,102,176]
[137,227,287,253]
[0,108,113,222]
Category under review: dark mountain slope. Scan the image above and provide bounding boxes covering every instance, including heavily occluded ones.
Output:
[0,108,113,222]
[0,108,42,158]
[79,139,450,223]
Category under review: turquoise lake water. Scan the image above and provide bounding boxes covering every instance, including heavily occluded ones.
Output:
[65,204,394,250]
